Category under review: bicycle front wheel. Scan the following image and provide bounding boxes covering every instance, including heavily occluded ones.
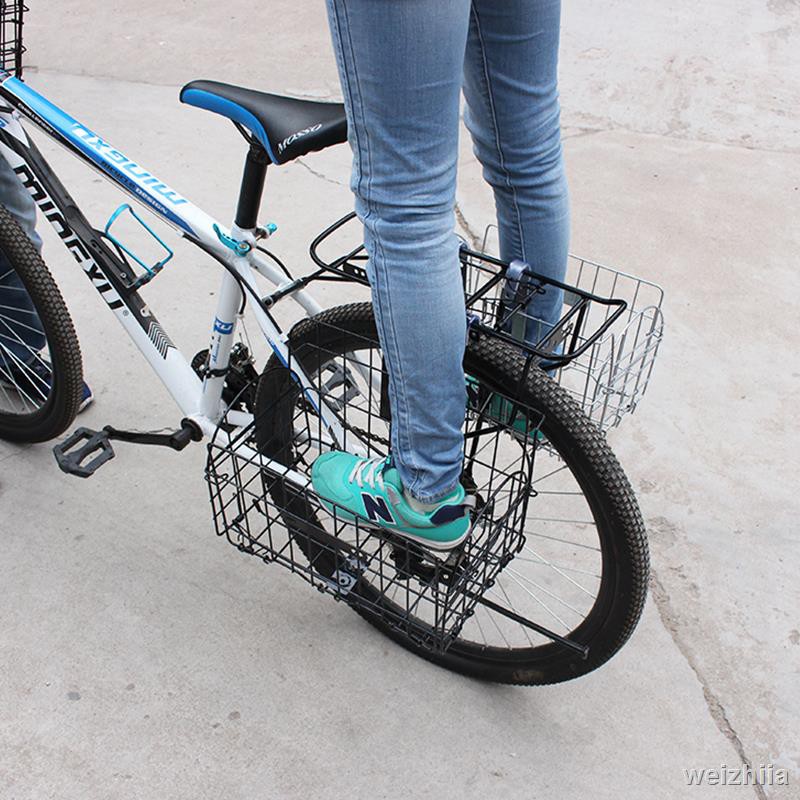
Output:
[255,303,649,685]
[0,204,83,442]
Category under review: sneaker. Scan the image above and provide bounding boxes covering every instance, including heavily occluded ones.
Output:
[466,375,542,442]
[310,452,472,551]
[0,357,93,413]
[485,393,543,441]
[78,379,94,413]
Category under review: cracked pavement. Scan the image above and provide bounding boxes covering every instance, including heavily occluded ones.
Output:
[1,1,797,798]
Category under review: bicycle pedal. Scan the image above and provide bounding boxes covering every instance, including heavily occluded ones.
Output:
[53,427,115,478]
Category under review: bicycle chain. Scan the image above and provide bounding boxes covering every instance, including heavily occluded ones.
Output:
[340,419,391,450]
[300,397,392,450]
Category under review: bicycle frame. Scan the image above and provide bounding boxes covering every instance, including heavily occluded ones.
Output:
[0,70,346,483]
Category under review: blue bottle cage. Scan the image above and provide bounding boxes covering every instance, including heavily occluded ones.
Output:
[104,203,174,289]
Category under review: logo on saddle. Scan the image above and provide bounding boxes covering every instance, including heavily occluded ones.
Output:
[277,124,323,155]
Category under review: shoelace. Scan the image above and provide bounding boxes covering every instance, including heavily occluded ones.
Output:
[348,456,387,491]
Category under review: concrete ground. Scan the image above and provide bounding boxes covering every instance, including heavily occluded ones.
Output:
[1,1,798,798]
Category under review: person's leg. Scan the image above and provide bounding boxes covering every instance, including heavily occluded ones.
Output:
[462,0,569,346]
[0,154,46,365]
[324,0,471,503]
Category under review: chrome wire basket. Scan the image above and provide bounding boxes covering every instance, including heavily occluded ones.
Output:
[554,255,663,430]
[467,225,664,432]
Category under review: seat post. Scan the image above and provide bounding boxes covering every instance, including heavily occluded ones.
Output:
[235,142,269,230]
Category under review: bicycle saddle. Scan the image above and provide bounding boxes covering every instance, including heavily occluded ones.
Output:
[180,79,348,165]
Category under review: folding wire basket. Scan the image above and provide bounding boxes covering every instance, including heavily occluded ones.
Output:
[205,313,544,653]
[465,225,665,431]
[551,255,663,430]
[0,1,26,77]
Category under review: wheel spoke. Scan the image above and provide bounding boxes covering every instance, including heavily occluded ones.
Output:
[0,342,48,406]
[480,596,513,648]
[525,515,596,526]
[519,545,596,597]
[532,463,569,485]
[502,569,570,632]
[495,577,535,647]
[506,567,587,615]
[512,554,601,579]
[523,529,601,552]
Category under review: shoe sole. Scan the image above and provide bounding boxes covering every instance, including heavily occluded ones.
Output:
[384,524,472,551]
[317,496,472,551]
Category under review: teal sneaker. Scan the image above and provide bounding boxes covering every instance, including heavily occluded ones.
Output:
[466,376,543,442]
[310,452,472,551]
[486,393,544,441]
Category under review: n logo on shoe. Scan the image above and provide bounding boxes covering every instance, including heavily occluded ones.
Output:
[362,493,395,524]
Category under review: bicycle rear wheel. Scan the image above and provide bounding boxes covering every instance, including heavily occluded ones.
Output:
[255,303,649,685]
[0,204,83,442]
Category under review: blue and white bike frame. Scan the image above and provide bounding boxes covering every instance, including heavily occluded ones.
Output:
[0,71,347,482]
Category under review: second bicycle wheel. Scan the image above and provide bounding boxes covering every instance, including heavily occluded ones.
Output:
[0,204,83,443]
[255,302,649,685]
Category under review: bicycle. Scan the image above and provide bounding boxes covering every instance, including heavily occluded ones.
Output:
[0,5,663,685]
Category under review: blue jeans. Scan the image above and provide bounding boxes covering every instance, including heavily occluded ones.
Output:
[0,154,46,365]
[325,0,569,502]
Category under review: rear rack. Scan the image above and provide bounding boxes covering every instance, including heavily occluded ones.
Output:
[309,211,370,284]
[460,245,627,368]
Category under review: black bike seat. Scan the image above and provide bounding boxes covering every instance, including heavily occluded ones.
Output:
[180,79,348,166]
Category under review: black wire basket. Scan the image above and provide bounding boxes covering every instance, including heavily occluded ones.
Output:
[0,1,26,77]
[205,313,545,653]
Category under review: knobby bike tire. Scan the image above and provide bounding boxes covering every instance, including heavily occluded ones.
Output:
[0,204,83,442]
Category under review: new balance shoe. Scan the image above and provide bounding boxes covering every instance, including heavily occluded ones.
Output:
[310,451,472,550]
[0,357,93,413]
